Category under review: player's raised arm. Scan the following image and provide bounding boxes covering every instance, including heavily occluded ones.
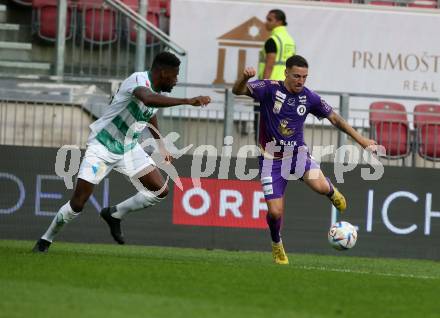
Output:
[327,111,376,149]
[133,87,211,108]
[232,67,256,97]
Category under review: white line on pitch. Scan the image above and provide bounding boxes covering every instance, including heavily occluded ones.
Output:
[296,265,439,280]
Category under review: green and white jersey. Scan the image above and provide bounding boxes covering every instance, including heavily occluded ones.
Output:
[89,71,158,154]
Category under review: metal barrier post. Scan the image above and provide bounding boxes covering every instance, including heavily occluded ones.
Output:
[223,89,234,140]
[135,0,147,72]
[411,129,416,167]
[55,0,67,77]
[338,93,350,148]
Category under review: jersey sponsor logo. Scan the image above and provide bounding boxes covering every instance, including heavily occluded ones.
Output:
[273,101,283,114]
[262,184,273,195]
[279,140,297,147]
[275,90,287,100]
[278,119,294,137]
[297,105,307,116]
[249,81,265,89]
[287,98,295,106]
[274,90,287,114]
[91,161,107,179]
[299,95,307,104]
[261,176,273,185]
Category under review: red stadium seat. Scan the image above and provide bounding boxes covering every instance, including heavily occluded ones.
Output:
[369,101,410,158]
[414,104,440,161]
[78,0,118,44]
[122,0,160,45]
[32,0,73,41]
[159,0,170,17]
[129,12,159,45]
[148,0,161,14]
[121,0,138,10]
[408,0,437,8]
[121,0,161,45]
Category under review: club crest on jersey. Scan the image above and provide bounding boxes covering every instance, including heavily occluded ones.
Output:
[296,105,307,116]
[278,119,294,137]
[273,90,286,114]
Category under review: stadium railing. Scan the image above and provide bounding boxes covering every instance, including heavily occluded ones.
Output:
[1,82,439,169]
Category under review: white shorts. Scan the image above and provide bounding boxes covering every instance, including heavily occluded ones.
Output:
[77,140,155,184]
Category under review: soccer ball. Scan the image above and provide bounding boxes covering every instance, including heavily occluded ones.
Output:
[328,221,358,250]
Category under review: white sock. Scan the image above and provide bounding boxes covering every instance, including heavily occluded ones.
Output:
[112,192,164,219]
[41,201,80,242]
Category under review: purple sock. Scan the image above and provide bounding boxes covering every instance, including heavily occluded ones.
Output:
[326,177,334,198]
[266,213,282,243]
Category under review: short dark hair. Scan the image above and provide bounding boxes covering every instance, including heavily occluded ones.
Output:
[151,52,181,71]
[269,9,287,26]
[286,55,308,69]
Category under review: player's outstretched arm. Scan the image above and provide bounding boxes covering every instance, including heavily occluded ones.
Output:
[327,112,377,149]
[232,67,256,97]
[134,87,211,108]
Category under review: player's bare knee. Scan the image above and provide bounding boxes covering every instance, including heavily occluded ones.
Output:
[70,190,92,211]
[268,208,283,219]
[69,199,85,213]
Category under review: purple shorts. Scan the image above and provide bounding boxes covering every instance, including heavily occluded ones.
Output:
[258,150,320,200]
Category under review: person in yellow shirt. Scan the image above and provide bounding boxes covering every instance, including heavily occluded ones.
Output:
[258,9,296,80]
[253,9,296,142]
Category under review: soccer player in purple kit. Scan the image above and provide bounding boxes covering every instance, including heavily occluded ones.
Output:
[232,55,376,264]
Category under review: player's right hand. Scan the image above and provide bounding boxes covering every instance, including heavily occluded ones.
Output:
[243,67,256,79]
[188,96,211,107]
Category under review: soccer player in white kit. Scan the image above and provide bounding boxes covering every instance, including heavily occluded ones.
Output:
[33,52,211,252]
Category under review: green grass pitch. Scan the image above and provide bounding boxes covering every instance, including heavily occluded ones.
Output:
[1,240,439,318]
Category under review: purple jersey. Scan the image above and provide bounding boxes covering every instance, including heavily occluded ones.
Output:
[247,80,333,156]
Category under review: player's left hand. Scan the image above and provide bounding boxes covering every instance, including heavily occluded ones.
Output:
[243,67,256,79]
[361,138,378,153]
[188,96,211,108]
